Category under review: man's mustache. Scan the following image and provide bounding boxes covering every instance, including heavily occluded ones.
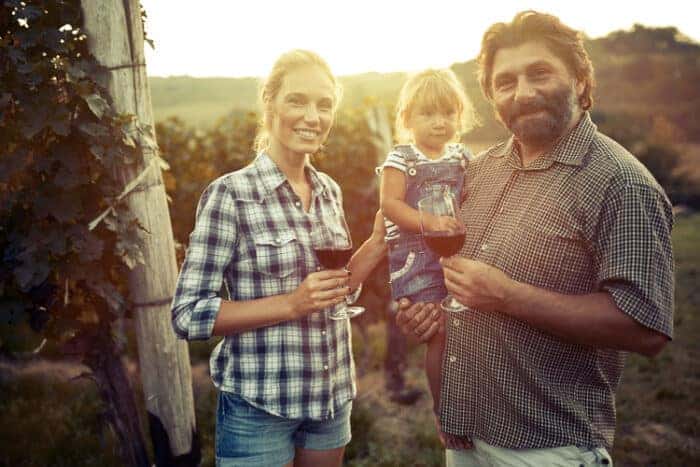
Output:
[505,97,552,124]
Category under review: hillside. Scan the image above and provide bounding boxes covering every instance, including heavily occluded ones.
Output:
[149,25,700,143]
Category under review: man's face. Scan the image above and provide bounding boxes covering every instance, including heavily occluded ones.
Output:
[490,41,583,148]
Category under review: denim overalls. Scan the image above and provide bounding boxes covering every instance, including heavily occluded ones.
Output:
[387,145,470,303]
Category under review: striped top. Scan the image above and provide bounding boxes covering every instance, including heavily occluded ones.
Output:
[379,143,467,241]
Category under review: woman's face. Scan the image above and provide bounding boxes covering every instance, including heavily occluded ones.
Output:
[268,65,336,159]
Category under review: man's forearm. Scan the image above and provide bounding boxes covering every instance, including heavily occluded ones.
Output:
[503,281,668,357]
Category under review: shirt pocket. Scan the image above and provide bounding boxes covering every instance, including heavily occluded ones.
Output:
[509,223,593,293]
[249,230,300,280]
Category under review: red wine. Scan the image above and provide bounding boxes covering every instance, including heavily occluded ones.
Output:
[424,231,465,257]
[314,248,353,269]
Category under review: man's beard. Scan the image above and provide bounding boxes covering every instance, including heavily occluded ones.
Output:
[497,85,576,148]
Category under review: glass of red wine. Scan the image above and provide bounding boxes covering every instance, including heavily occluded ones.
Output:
[418,191,468,313]
[311,214,365,320]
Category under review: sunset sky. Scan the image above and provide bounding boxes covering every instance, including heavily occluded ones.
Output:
[140,0,698,78]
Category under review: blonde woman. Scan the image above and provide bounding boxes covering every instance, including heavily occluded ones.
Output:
[171,50,386,467]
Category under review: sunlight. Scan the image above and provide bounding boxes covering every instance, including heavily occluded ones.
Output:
[140,0,697,78]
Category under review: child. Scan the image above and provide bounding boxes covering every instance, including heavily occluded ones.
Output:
[378,68,475,435]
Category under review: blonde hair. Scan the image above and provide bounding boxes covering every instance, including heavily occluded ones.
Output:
[253,49,342,153]
[394,68,476,144]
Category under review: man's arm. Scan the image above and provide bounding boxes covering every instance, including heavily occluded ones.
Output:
[441,257,669,357]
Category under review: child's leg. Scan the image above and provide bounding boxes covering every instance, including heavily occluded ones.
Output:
[425,313,446,414]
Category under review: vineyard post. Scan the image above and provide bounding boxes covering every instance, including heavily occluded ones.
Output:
[80,0,200,464]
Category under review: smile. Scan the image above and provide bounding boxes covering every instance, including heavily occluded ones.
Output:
[294,129,320,139]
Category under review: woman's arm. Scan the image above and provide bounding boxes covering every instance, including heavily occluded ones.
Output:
[346,210,388,291]
[211,269,350,335]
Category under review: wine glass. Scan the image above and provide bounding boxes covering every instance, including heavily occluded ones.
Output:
[310,213,365,320]
[418,190,467,313]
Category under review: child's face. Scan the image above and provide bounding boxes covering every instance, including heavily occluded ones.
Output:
[406,104,459,154]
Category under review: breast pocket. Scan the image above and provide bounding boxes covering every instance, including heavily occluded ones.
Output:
[249,231,300,280]
[509,224,593,294]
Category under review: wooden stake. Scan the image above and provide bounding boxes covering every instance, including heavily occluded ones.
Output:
[81,1,199,464]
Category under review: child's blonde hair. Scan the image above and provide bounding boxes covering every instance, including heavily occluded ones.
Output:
[394,68,476,144]
[254,49,343,153]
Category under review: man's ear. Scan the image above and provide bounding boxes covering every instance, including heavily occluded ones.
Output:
[575,79,585,100]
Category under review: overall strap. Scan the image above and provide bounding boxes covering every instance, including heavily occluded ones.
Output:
[394,144,419,176]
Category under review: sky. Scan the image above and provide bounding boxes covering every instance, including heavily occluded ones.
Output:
[140,0,698,78]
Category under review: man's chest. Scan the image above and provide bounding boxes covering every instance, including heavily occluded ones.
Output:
[460,162,596,293]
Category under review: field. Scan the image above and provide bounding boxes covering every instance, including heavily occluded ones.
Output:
[1,214,698,466]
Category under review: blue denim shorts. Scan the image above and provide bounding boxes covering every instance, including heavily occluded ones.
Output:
[215,391,352,466]
[388,237,447,304]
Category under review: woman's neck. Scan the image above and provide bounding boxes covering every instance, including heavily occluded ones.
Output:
[267,142,308,184]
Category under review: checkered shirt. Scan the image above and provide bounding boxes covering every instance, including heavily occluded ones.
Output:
[440,113,674,450]
[171,153,356,420]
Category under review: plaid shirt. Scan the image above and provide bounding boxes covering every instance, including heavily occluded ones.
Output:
[171,153,355,420]
[440,113,674,450]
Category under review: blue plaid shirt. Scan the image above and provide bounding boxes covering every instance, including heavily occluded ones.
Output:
[171,153,355,420]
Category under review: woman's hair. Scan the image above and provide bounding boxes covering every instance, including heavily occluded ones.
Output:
[253,49,342,153]
[477,10,595,110]
[394,68,477,144]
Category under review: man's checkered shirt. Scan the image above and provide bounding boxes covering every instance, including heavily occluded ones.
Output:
[440,113,674,450]
[171,153,355,420]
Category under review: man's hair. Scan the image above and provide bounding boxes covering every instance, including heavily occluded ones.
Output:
[477,10,595,110]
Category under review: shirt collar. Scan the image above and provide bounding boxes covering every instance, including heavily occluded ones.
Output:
[490,112,597,169]
[254,152,332,200]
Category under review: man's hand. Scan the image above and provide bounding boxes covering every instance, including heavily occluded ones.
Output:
[440,256,514,312]
[394,298,442,342]
[434,415,473,450]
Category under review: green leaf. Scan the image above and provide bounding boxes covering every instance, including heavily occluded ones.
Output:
[0,300,27,325]
[14,260,50,292]
[84,93,110,119]
[78,121,108,138]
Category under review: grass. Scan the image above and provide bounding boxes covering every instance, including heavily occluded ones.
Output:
[1,214,698,466]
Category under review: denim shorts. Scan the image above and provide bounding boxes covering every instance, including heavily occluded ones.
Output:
[215,391,352,466]
[388,237,448,304]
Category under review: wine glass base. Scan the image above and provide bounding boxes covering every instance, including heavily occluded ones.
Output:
[329,306,366,320]
[440,297,467,313]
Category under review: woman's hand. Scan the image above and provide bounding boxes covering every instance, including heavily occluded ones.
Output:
[288,269,350,318]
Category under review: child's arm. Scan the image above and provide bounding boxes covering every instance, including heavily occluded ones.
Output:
[380,167,461,233]
[380,167,423,233]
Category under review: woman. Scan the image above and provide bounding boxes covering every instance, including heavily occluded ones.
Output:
[171,49,386,467]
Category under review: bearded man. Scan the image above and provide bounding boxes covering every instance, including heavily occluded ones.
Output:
[396,10,674,466]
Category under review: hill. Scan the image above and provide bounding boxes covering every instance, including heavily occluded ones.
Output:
[149,25,700,143]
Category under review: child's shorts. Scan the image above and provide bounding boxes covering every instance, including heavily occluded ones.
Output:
[388,236,448,306]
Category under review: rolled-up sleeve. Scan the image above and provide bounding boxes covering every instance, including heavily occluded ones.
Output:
[594,183,674,338]
[171,180,237,340]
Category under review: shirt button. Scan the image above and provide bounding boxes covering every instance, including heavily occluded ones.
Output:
[480,244,489,252]
[274,236,282,244]
[449,355,457,363]
[321,330,327,335]
[323,365,329,371]
[294,201,301,208]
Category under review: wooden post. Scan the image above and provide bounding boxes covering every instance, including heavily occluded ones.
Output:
[81,1,199,464]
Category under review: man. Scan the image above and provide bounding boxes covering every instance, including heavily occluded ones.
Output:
[396,10,674,466]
